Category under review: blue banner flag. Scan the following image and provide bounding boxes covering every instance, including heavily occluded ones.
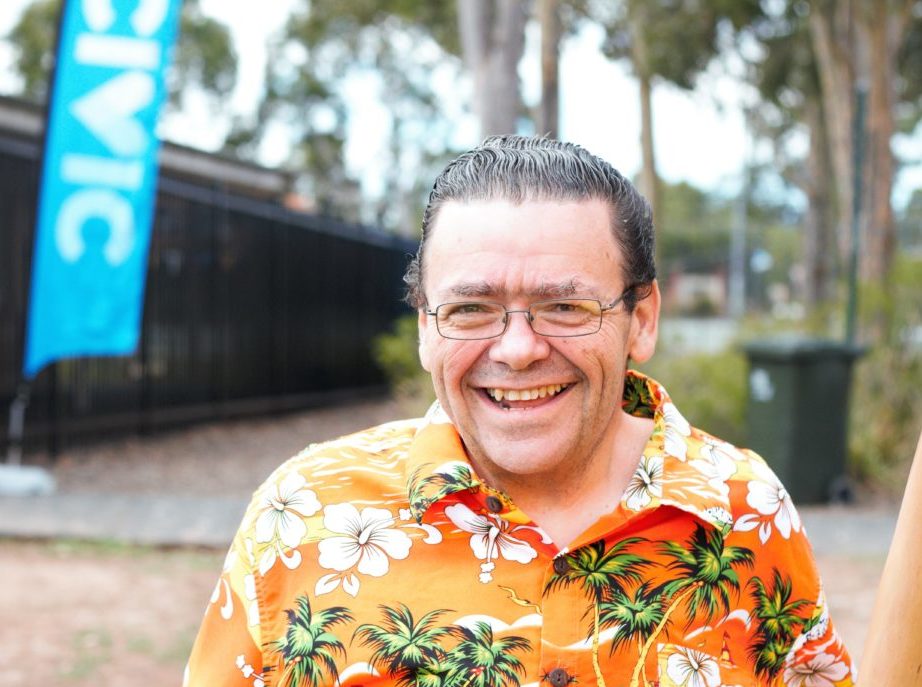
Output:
[23,0,182,379]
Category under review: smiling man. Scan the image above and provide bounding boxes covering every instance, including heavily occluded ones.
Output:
[186,136,854,687]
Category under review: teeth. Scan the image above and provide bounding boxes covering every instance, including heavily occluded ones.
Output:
[487,384,568,402]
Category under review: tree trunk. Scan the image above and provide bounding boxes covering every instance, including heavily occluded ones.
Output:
[808,0,855,263]
[591,602,607,687]
[859,0,905,284]
[629,4,659,228]
[809,0,909,290]
[537,0,561,138]
[630,582,701,687]
[802,96,837,309]
[457,0,528,137]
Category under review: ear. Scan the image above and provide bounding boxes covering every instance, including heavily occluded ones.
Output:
[627,280,660,364]
[417,308,431,372]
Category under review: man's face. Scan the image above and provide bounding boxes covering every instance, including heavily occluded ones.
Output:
[417,198,659,490]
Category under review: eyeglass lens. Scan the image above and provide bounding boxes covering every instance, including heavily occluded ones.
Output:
[435,299,603,339]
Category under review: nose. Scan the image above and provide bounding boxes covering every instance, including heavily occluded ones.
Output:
[488,309,551,370]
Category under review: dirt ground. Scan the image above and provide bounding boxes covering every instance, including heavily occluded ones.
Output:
[1,398,888,686]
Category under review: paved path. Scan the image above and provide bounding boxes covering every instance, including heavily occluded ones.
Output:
[0,492,246,548]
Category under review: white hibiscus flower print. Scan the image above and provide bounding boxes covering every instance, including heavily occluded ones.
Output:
[662,402,691,461]
[255,472,321,547]
[736,460,801,543]
[665,646,721,687]
[624,454,664,510]
[782,653,849,687]
[444,503,538,583]
[316,504,412,597]
[253,472,321,574]
[700,437,739,480]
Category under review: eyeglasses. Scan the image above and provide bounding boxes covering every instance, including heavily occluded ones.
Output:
[425,288,634,340]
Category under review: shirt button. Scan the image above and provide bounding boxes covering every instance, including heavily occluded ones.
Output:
[553,556,568,575]
[485,495,503,513]
[547,668,571,687]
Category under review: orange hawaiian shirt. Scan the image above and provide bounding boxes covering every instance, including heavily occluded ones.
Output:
[185,371,855,687]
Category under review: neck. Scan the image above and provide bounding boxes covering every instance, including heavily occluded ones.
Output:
[480,412,654,548]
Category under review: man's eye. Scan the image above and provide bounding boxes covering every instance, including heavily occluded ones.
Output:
[456,304,486,314]
[443,303,492,318]
[549,302,578,312]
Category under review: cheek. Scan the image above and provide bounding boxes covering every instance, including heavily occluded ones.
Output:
[423,341,481,386]
[556,329,626,369]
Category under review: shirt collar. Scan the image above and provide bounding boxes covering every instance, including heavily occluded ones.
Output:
[622,371,735,535]
[404,371,734,534]
[404,401,482,523]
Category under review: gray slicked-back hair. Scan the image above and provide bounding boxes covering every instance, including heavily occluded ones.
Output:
[404,135,655,309]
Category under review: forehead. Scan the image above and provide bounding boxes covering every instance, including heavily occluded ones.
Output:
[423,198,623,299]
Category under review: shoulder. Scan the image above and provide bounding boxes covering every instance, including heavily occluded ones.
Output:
[686,425,781,493]
[683,425,807,535]
[236,418,423,540]
[260,417,423,485]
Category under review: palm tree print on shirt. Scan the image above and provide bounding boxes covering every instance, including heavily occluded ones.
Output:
[747,569,813,680]
[407,463,477,520]
[354,604,461,687]
[354,605,531,687]
[544,538,649,687]
[629,524,755,687]
[444,621,531,687]
[599,581,666,657]
[266,595,353,687]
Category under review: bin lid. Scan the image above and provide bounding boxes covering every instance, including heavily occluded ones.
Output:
[742,336,866,362]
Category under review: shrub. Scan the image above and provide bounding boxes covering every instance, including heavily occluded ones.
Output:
[847,256,922,489]
[635,348,748,447]
[371,314,434,416]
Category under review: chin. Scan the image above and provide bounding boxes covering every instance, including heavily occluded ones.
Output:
[475,441,573,480]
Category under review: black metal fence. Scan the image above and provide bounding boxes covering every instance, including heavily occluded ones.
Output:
[0,133,416,453]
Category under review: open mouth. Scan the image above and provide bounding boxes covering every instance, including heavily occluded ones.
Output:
[483,383,572,409]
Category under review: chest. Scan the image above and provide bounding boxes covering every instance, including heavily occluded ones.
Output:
[253,500,786,687]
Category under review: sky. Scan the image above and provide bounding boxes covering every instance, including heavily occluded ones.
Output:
[1,0,919,210]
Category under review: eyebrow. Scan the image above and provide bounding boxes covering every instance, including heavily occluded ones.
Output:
[444,278,594,300]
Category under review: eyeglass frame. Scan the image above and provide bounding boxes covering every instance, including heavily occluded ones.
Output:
[424,285,637,340]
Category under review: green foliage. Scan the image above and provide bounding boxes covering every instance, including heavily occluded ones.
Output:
[758,223,801,287]
[372,314,422,387]
[171,1,237,110]
[657,181,733,272]
[590,0,765,87]
[5,0,237,113]
[372,314,435,414]
[896,7,922,133]
[848,256,922,488]
[898,189,922,248]
[252,1,462,227]
[5,0,56,101]
[293,0,459,56]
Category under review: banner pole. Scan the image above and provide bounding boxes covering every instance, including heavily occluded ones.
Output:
[5,0,67,468]
[4,384,31,466]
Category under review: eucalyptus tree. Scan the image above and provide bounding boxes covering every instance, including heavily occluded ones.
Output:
[6,0,237,113]
[582,0,765,227]
[249,0,462,227]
